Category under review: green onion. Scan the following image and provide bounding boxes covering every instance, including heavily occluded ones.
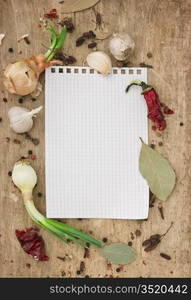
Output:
[12,160,103,249]
[44,25,67,62]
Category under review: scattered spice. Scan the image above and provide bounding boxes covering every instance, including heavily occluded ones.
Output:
[84,248,90,259]
[32,138,40,145]
[83,31,96,39]
[24,36,30,45]
[149,190,156,207]
[126,81,171,131]
[130,232,134,240]
[116,267,121,273]
[160,253,171,260]
[0,117,2,122]
[57,256,65,262]
[180,122,184,126]
[76,270,81,275]
[6,137,10,143]
[162,104,174,115]
[102,237,108,243]
[80,261,85,272]
[8,48,13,53]
[26,263,31,268]
[150,143,155,149]
[58,18,74,33]
[158,141,163,146]
[135,229,141,237]
[76,37,85,47]
[8,171,12,176]
[32,97,37,102]
[85,275,90,278]
[28,150,33,155]
[3,97,8,102]
[13,139,21,145]
[54,52,76,65]
[37,192,42,197]
[147,52,153,58]
[88,42,97,48]
[142,222,173,252]
[15,227,49,261]
[44,9,58,19]
[139,62,153,69]
[128,241,132,247]
[31,154,36,160]
[107,263,112,270]
[158,205,164,220]
[61,271,66,276]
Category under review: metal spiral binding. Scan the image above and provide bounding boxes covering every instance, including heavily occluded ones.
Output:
[50,66,142,75]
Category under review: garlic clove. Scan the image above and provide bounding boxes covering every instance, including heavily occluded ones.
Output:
[86,51,112,75]
[8,105,43,134]
[109,32,135,61]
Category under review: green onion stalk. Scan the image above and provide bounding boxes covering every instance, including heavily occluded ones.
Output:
[12,160,103,249]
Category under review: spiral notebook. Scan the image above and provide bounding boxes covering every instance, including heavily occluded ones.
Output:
[45,66,149,219]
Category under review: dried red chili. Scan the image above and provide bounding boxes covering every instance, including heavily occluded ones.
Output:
[15,228,49,261]
[44,9,58,19]
[126,81,173,131]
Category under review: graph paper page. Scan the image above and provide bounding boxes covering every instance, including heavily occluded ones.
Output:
[45,67,149,219]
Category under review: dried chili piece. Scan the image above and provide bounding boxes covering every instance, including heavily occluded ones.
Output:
[126,81,173,131]
[44,9,58,19]
[15,228,49,261]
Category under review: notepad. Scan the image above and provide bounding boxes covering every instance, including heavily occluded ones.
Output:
[45,66,149,219]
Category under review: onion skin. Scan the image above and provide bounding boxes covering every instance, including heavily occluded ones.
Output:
[3,54,62,96]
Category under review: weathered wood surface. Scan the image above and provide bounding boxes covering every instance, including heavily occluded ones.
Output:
[0,0,191,278]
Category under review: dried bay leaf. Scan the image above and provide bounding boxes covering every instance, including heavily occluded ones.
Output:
[61,0,100,13]
[100,243,137,265]
[139,140,176,201]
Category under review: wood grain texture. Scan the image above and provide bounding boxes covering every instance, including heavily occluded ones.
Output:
[0,0,191,278]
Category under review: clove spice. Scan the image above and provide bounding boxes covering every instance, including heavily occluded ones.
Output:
[142,222,173,252]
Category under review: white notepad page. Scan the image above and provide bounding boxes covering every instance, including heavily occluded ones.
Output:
[45,67,149,219]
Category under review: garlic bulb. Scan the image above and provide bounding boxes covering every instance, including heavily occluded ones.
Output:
[86,51,112,75]
[109,32,135,61]
[8,106,43,133]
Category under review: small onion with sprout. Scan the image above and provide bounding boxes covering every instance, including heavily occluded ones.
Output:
[3,26,67,96]
[12,160,103,249]
[108,32,135,61]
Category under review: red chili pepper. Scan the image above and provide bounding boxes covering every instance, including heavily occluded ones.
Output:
[44,9,58,19]
[126,81,174,131]
[15,228,49,261]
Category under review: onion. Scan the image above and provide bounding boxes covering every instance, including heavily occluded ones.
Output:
[3,26,67,96]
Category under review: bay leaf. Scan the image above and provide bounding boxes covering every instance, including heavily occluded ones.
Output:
[100,243,137,265]
[139,140,176,201]
[61,0,100,13]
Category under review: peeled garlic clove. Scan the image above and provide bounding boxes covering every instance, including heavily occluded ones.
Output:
[109,32,135,61]
[8,106,43,134]
[86,51,112,75]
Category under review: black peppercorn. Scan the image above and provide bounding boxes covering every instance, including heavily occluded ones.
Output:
[102,237,108,243]
[8,47,13,53]
[3,98,8,102]
[18,98,23,103]
[76,270,81,275]
[8,171,12,176]
[28,150,33,155]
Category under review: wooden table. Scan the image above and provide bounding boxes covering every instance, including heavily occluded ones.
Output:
[0,0,190,278]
